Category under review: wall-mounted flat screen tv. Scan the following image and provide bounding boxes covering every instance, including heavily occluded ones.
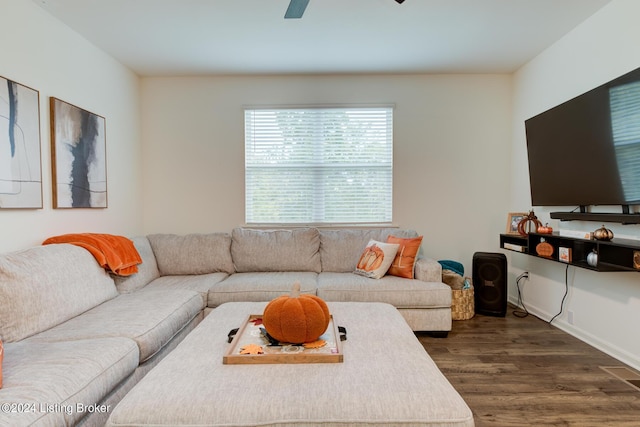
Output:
[525,66,640,207]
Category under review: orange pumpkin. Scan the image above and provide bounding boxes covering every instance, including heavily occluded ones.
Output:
[262,282,331,344]
[537,223,553,234]
[536,241,554,258]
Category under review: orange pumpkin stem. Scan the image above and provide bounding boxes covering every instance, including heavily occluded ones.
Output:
[291,282,301,298]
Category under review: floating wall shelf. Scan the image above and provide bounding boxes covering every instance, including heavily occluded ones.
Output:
[550,212,640,224]
[500,232,640,273]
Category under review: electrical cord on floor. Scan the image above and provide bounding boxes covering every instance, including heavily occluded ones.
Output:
[512,272,530,318]
[549,264,570,325]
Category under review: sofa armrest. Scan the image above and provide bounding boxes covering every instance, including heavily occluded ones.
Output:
[414,257,442,282]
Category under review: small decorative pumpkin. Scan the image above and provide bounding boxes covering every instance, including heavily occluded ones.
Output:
[587,250,598,267]
[593,225,614,241]
[535,238,554,258]
[262,282,331,344]
[518,210,543,236]
[537,223,553,234]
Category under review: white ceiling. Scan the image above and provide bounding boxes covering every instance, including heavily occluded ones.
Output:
[33,0,611,77]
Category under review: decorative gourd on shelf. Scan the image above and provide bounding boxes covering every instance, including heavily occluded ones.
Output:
[593,225,614,241]
[537,223,553,234]
[517,210,543,236]
[262,282,331,344]
[535,238,554,258]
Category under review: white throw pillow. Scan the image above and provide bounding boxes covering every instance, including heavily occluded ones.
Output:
[354,240,400,279]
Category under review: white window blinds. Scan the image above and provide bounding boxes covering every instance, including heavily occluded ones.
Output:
[610,81,640,202]
[244,106,393,225]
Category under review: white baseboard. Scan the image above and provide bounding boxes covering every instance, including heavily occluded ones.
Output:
[507,296,640,372]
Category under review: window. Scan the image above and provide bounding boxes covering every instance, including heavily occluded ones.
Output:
[244,106,393,225]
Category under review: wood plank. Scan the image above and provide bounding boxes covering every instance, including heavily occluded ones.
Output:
[418,305,640,426]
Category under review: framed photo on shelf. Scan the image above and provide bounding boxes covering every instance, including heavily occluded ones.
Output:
[506,212,527,234]
[50,97,107,208]
[559,247,572,263]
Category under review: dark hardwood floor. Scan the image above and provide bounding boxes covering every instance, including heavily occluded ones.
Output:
[417,305,640,426]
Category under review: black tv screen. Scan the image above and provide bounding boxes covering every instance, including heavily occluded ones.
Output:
[525,66,640,207]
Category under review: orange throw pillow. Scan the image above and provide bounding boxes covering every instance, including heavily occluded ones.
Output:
[386,235,423,279]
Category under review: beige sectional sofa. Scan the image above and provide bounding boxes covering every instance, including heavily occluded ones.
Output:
[0,227,451,426]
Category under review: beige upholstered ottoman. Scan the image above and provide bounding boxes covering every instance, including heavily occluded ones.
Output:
[106,302,474,427]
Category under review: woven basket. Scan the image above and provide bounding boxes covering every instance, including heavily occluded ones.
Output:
[451,282,474,321]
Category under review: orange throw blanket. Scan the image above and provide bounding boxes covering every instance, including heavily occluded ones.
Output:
[43,233,142,276]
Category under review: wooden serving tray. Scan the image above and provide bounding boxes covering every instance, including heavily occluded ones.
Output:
[223,314,343,364]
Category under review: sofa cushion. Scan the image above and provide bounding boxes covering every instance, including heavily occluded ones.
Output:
[207,272,318,307]
[319,228,419,272]
[317,272,451,309]
[231,228,321,273]
[0,337,138,426]
[29,289,202,362]
[0,339,3,389]
[113,236,161,293]
[0,244,118,342]
[148,233,234,275]
[142,272,228,306]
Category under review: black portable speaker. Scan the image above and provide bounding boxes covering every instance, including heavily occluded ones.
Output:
[472,252,507,317]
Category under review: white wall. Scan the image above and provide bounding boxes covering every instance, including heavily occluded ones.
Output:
[0,0,143,253]
[140,74,512,274]
[510,0,640,370]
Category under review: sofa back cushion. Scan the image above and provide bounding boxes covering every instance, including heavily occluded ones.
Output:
[0,244,118,342]
[319,228,419,272]
[148,233,234,275]
[113,236,161,293]
[231,228,321,273]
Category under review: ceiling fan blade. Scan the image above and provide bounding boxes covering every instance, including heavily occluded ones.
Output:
[285,0,310,19]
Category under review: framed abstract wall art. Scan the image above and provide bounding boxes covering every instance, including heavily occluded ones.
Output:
[50,97,107,208]
[0,76,42,209]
